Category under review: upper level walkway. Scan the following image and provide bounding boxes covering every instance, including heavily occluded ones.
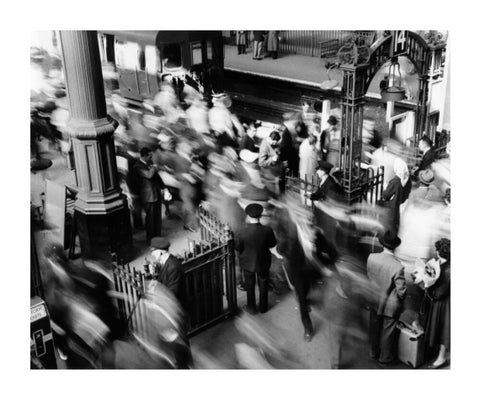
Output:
[223,44,420,105]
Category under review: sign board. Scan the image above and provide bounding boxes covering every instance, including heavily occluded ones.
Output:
[31,297,57,369]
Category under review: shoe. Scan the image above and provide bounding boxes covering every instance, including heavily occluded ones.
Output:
[428,359,448,369]
[336,285,348,299]
[304,330,313,342]
[57,348,68,361]
[242,305,257,315]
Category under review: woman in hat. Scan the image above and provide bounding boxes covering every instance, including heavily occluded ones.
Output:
[424,238,450,368]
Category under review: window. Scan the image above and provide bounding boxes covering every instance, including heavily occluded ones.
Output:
[206,40,213,60]
[123,41,141,69]
[114,40,125,68]
[163,43,182,69]
[145,45,160,72]
[191,41,202,65]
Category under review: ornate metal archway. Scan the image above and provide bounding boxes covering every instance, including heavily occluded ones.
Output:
[338,30,446,202]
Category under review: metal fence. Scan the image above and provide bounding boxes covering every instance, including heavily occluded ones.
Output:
[112,203,237,337]
[278,30,368,57]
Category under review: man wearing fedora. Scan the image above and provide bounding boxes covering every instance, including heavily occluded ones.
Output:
[367,231,407,365]
[147,237,185,305]
[411,168,444,203]
[235,203,277,314]
[309,161,342,202]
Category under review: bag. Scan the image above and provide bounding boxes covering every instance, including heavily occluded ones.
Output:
[397,321,425,368]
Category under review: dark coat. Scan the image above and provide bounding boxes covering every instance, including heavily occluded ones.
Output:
[426,261,450,349]
[417,148,436,173]
[366,252,407,318]
[310,176,342,201]
[380,176,411,232]
[155,255,184,301]
[279,125,299,174]
[235,222,277,274]
[253,31,265,42]
[133,160,165,203]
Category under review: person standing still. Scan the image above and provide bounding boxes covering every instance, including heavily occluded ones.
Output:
[236,31,247,54]
[367,231,406,365]
[235,203,277,314]
[267,31,280,59]
[134,147,166,244]
[252,31,265,60]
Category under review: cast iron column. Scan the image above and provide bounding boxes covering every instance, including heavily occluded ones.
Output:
[59,30,132,261]
[339,63,368,203]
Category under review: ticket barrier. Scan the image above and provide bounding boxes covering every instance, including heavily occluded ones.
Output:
[31,296,57,369]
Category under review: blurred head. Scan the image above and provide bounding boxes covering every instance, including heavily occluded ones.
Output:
[140,147,153,162]
[435,238,450,262]
[268,131,281,146]
[393,158,409,180]
[308,134,317,146]
[327,115,338,127]
[419,135,433,152]
[444,187,451,205]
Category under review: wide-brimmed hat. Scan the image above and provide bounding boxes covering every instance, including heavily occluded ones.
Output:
[419,169,435,185]
[379,231,401,250]
[239,149,259,163]
[316,160,333,173]
[245,203,263,218]
[150,237,171,250]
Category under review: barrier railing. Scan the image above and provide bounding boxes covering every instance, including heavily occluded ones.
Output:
[112,203,237,337]
[278,31,374,57]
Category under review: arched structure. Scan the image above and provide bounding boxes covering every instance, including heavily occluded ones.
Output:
[338,30,446,202]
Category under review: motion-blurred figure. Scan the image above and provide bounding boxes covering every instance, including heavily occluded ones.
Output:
[379,158,412,234]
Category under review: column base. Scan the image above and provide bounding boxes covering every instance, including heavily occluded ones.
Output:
[75,203,132,263]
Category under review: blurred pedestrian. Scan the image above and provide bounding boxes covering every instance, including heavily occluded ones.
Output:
[266,31,280,59]
[147,237,185,305]
[380,158,412,234]
[236,31,247,55]
[367,231,406,365]
[252,31,265,60]
[235,204,277,314]
[134,148,166,243]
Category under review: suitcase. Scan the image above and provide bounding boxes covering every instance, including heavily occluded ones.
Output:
[397,322,425,368]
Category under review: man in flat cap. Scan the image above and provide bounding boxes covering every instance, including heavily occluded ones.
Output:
[309,161,342,202]
[147,237,184,305]
[235,203,277,314]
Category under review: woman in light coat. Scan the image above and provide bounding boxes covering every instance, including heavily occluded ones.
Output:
[266,31,280,59]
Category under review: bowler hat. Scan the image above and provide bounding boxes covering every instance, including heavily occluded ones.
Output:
[316,160,333,173]
[419,169,435,185]
[245,203,263,218]
[150,237,171,250]
[379,231,401,250]
[327,115,338,126]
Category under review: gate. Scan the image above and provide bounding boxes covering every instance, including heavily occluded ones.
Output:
[112,203,237,337]
[285,166,384,207]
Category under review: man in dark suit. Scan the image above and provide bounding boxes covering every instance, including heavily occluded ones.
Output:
[147,237,184,304]
[367,231,407,365]
[413,135,436,177]
[133,147,166,243]
[235,203,277,314]
[309,161,342,202]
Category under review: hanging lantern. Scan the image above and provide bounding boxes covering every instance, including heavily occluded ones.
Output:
[381,58,406,102]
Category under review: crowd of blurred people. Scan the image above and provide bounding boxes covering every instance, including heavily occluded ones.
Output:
[31,47,451,369]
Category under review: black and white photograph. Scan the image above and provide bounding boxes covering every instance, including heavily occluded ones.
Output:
[4,0,479,397]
